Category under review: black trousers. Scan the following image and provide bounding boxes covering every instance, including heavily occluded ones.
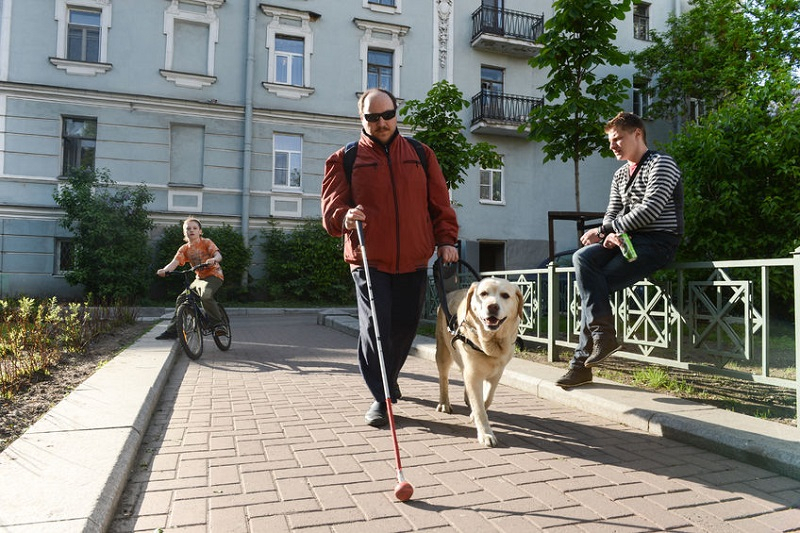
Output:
[352,268,428,403]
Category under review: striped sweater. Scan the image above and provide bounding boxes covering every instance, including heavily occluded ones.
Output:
[603,151,684,236]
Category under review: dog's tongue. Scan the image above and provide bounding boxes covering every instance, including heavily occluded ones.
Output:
[485,316,500,326]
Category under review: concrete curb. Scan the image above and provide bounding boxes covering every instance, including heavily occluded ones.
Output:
[316,310,800,482]
[0,322,178,533]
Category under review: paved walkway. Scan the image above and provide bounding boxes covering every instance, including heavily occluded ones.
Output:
[108,312,800,532]
[2,310,800,532]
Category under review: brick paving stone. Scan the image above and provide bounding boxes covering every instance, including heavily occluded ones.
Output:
[618,496,693,529]
[109,314,800,532]
[567,488,635,520]
[168,496,207,527]
[749,506,800,531]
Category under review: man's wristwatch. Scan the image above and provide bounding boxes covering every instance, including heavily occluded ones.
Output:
[596,227,605,239]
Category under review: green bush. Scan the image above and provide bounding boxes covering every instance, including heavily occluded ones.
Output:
[261,219,353,304]
[52,167,154,304]
[151,222,253,303]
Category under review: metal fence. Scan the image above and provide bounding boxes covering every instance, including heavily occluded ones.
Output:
[425,249,800,426]
[471,6,545,43]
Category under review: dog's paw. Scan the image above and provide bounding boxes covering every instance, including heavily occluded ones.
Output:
[477,431,498,447]
[436,403,453,414]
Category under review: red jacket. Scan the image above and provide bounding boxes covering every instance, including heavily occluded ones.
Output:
[321,130,458,274]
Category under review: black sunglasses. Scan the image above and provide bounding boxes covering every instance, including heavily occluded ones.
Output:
[363,109,397,122]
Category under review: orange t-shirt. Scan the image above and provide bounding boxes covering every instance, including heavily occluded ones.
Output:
[174,238,224,280]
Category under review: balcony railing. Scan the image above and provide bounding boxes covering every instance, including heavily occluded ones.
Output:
[472,6,544,43]
[471,91,543,126]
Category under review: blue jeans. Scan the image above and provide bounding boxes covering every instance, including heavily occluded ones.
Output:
[352,268,428,403]
[570,232,680,369]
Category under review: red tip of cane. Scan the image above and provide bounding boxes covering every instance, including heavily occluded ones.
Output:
[394,481,414,502]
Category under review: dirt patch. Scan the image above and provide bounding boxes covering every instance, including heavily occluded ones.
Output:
[0,321,154,452]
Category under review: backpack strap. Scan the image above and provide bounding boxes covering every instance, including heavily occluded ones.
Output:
[342,138,428,185]
[343,141,359,185]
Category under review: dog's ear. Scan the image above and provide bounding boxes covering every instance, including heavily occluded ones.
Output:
[515,284,524,319]
[465,281,479,315]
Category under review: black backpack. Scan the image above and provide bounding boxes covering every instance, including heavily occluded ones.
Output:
[343,137,428,184]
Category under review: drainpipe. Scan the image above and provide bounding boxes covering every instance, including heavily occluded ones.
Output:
[241,0,257,287]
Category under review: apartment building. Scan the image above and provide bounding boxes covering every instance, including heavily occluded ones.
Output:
[0,0,686,298]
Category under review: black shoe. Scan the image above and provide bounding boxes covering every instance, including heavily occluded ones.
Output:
[556,367,593,389]
[156,329,177,340]
[365,401,388,427]
[584,337,622,368]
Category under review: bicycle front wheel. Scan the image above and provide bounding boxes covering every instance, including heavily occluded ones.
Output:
[177,303,203,360]
[213,305,232,351]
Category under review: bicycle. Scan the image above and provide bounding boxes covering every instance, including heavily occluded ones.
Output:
[166,263,232,360]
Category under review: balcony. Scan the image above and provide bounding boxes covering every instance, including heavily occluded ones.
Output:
[471,6,544,57]
[470,91,543,137]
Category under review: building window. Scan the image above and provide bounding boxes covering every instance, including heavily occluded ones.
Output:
[62,117,96,175]
[50,0,113,76]
[355,18,409,96]
[633,3,650,41]
[161,0,221,89]
[479,166,503,204]
[273,134,302,189]
[275,36,305,86]
[55,239,74,275]
[67,9,101,62]
[633,78,650,118]
[689,98,706,123]
[363,0,401,14]
[480,66,504,119]
[262,5,316,99]
[367,49,393,91]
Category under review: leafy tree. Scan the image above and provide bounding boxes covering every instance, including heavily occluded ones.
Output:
[399,80,503,190]
[53,167,154,303]
[525,0,633,211]
[633,0,800,121]
[668,81,800,263]
[261,219,352,304]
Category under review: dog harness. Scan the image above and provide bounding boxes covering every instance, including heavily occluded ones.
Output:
[450,322,487,355]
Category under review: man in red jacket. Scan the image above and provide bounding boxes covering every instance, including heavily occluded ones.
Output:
[321,88,459,427]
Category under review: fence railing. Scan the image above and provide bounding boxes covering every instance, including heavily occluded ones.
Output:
[425,249,800,426]
[471,91,543,125]
[471,6,545,43]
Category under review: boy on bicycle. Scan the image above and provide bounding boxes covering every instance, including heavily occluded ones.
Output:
[156,217,225,339]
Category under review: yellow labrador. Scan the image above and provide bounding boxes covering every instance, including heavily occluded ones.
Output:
[435,277,524,447]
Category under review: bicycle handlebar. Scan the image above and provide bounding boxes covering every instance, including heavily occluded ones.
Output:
[165,262,212,276]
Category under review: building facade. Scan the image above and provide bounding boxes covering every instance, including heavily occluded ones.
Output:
[0,0,687,298]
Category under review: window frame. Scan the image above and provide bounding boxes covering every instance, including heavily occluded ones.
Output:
[262,5,316,99]
[61,116,97,176]
[50,0,113,76]
[479,164,504,205]
[633,3,650,41]
[274,35,305,86]
[272,133,303,190]
[55,238,74,276]
[354,19,409,97]
[633,77,651,118]
[363,0,402,15]
[367,49,394,91]
[689,98,706,123]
